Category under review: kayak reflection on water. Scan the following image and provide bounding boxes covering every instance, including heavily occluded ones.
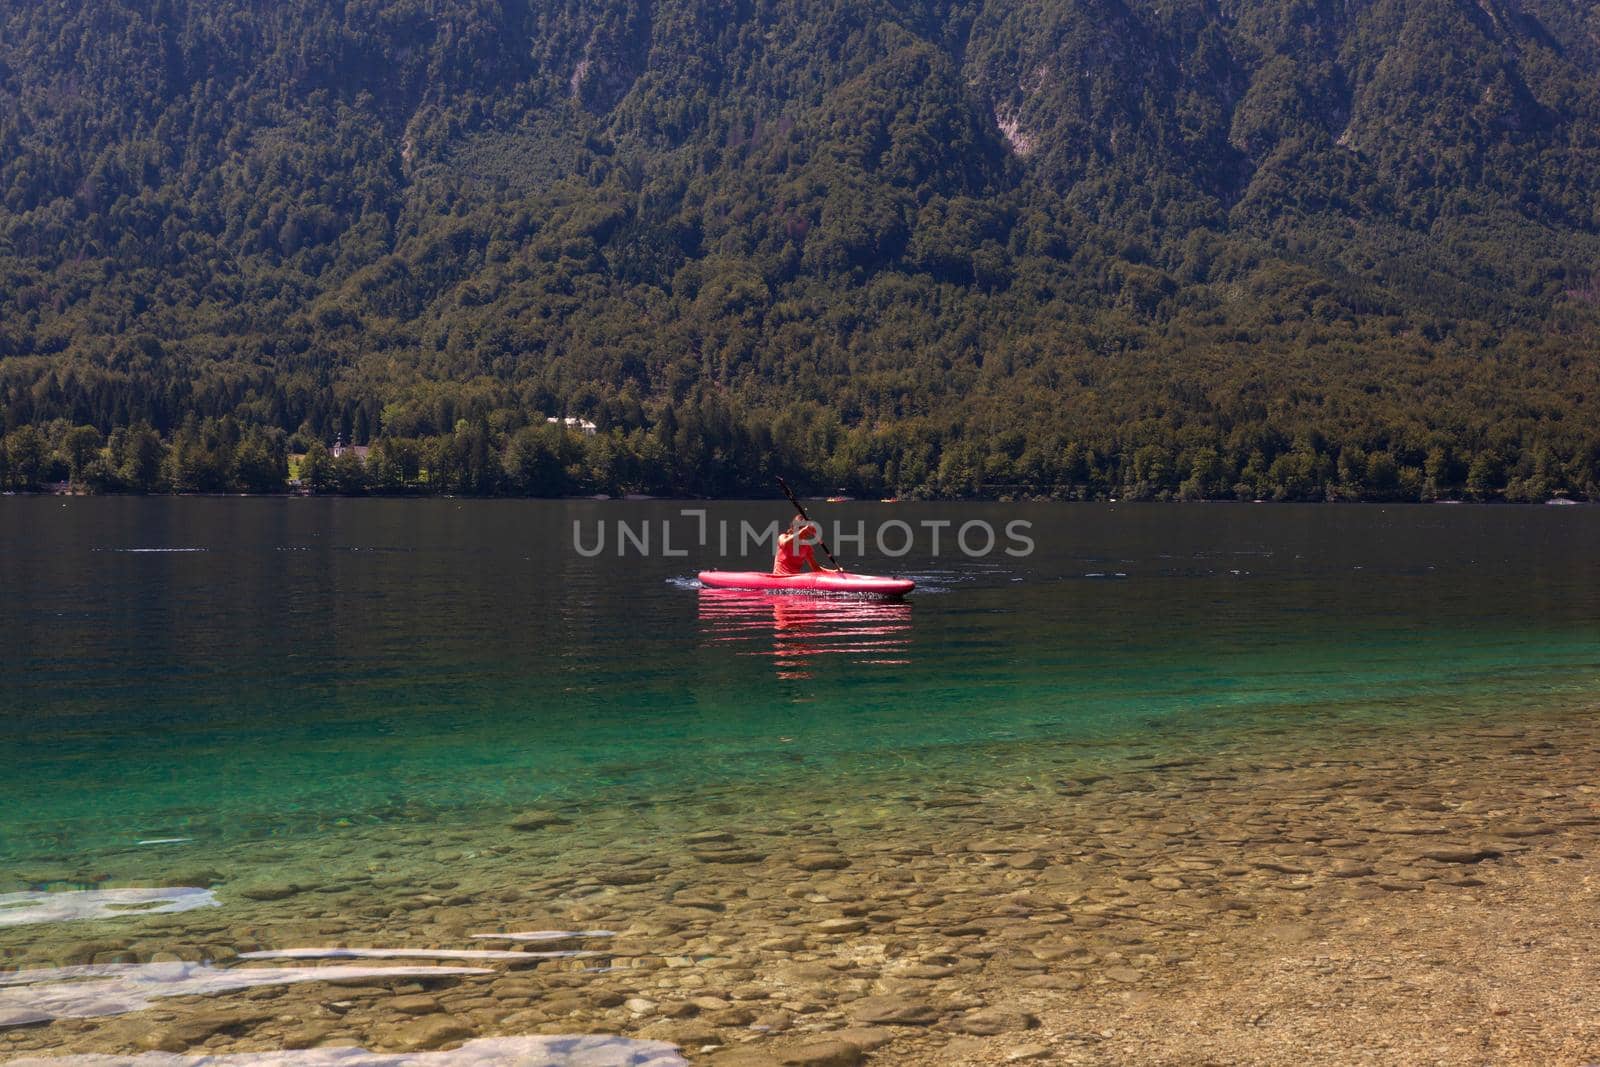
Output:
[697,589,912,679]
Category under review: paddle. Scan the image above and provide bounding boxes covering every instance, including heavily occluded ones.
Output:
[776,475,844,571]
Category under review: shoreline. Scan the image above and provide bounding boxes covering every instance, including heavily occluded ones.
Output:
[4,702,1598,1064]
[4,490,1593,506]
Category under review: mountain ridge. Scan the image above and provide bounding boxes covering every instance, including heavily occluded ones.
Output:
[1,0,1598,499]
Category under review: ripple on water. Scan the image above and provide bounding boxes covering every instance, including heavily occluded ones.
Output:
[102,547,208,553]
[0,962,492,1028]
[4,1035,686,1066]
[470,931,616,942]
[237,948,598,962]
[0,888,218,928]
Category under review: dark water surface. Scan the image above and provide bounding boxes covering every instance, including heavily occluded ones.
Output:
[3,498,1599,879]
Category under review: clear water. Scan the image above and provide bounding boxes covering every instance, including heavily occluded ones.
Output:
[3,498,1598,894]
[3,1034,684,1065]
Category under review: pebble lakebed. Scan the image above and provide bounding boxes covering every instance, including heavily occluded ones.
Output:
[4,705,1599,1066]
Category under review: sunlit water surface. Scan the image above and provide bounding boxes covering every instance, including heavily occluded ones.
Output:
[3,499,1598,948]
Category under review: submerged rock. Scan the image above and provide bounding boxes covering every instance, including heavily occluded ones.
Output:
[386,994,442,1015]
[776,1038,863,1066]
[949,1008,1039,1035]
[136,1009,273,1052]
[692,849,766,864]
[1419,847,1503,864]
[383,1014,475,1052]
[849,995,940,1025]
[237,884,302,902]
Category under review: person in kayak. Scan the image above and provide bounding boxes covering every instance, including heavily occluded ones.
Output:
[774,514,840,575]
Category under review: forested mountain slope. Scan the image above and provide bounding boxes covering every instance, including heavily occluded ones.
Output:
[2,0,1598,498]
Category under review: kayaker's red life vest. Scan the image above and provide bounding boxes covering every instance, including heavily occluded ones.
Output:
[773,527,818,575]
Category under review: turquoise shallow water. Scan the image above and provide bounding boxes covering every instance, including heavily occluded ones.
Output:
[3,499,1599,879]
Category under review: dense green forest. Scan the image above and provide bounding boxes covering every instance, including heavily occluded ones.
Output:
[2,0,1599,500]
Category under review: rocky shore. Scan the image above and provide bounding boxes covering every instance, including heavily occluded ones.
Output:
[4,708,1598,1065]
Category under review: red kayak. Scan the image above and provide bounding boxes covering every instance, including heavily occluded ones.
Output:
[698,570,915,597]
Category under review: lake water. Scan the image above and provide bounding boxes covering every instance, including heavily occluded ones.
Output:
[2,499,1599,1055]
